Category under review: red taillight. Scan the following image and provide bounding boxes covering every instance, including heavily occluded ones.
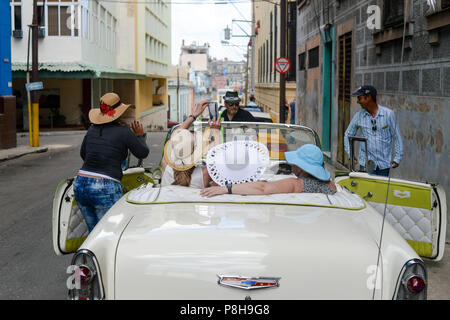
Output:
[78,266,93,284]
[407,276,426,294]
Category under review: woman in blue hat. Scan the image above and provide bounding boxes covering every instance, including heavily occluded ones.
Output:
[200,144,336,197]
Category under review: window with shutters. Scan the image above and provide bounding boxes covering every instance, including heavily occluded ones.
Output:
[10,0,22,33]
[270,11,273,82]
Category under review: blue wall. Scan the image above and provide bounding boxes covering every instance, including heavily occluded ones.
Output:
[0,0,12,95]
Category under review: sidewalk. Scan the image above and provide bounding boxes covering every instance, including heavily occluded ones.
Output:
[0,130,86,162]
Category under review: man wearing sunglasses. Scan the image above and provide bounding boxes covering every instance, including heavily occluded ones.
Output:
[220,91,257,122]
[344,85,404,177]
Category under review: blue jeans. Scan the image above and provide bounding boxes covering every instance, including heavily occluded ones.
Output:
[360,166,390,177]
[73,175,123,233]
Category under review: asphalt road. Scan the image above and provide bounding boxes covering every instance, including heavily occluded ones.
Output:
[0,130,448,299]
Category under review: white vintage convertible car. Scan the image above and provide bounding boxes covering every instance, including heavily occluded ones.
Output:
[52,122,446,300]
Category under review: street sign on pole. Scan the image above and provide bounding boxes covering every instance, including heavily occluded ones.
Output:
[275,57,291,74]
[25,81,43,91]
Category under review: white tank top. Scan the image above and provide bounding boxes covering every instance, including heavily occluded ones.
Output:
[161,165,205,188]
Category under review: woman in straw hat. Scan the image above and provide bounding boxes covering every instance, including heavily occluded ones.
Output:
[73,92,149,232]
[161,100,221,187]
[200,144,337,197]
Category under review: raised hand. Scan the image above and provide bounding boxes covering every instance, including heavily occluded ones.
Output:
[131,120,144,136]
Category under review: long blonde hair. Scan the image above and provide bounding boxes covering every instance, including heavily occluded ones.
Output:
[173,167,195,186]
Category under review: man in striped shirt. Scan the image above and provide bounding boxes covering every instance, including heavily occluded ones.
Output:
[344,85,404,177]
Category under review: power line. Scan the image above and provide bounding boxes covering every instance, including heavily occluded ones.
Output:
[229,0,249,20]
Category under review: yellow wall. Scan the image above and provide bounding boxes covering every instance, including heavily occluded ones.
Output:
[135,78,153,116]
[255,83,296,123]
[13,78,83,126]
[253,0,296,123]
[134,77,167,115]
[134,3,170,121]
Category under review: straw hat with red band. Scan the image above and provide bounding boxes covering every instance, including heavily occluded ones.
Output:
[89,92,131,125]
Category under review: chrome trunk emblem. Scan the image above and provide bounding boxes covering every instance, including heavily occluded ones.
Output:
[217,275,281,290]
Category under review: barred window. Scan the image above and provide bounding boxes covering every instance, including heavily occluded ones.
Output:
[308,46,319,69]
[298,52,306,70]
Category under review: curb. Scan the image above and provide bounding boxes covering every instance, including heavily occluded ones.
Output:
[17,130,87,137]
[0,146,48,162]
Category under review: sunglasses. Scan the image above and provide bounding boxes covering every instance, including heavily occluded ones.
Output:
[371,119,377,131]
[357,95,368,101]
[227,102,239,106]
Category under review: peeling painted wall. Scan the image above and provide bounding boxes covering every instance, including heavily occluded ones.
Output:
[378,94,449,200]
[296,0,450,240]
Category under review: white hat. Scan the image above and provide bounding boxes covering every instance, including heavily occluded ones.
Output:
[206,140,269,186]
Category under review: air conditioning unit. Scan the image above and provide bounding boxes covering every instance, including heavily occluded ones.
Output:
[38,26,45,38]
[12,30,23,38]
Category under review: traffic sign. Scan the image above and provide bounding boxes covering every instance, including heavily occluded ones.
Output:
[275,57,291,74]
[26,81,43,91]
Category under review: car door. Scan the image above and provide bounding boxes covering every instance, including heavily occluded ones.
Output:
[336,173,447,261]
[52,168,155,256]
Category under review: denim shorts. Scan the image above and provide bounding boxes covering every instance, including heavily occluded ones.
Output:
[73,175,123,233]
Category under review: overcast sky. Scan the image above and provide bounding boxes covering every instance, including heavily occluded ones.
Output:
[171,0,252,65]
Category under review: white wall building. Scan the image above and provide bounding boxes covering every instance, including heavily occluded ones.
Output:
[10,0,171,131]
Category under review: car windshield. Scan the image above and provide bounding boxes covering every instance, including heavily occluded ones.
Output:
[191,121,320,174]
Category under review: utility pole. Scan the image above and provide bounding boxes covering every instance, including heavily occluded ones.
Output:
[31,0,39,147]
[279,0,287,124]
[244,47,249,105]
[250,0,255,97]
[176,67,180,122]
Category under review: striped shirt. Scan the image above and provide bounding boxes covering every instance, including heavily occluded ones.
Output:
[344,105,403,170]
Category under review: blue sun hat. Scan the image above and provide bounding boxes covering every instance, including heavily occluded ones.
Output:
[285,144,331,181]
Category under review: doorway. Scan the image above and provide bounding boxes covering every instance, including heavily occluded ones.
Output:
[321,27,334,152]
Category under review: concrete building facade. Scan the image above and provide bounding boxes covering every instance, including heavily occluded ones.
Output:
[295,0,450,207]
[10,0,171,131]
[209,58,246,104]
[179,41,211,105]
[168,65,193,123]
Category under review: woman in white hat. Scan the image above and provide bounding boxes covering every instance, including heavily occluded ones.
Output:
[200,144,336,197]
[161,100,222,187]
[73,92,149,232]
